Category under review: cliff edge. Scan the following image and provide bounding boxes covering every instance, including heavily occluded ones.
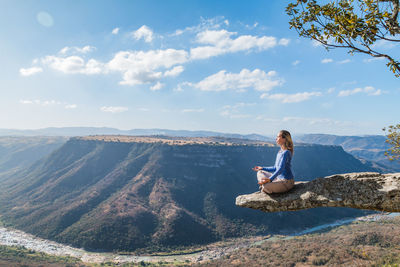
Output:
[236,172,400,212]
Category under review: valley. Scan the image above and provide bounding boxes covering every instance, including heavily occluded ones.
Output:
[0,213,399,266]
[0,135,376,252]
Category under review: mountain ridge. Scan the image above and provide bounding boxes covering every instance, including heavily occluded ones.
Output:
[0,127,393,171]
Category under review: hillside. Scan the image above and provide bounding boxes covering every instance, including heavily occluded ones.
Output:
[0,136,67,179]
[198,215,400,267]
[0,245,83,267]
[297,134,400,172]
[0,136,376,252]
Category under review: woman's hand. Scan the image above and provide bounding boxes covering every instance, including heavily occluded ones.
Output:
[258,178,270,185]
[253,166,263,171]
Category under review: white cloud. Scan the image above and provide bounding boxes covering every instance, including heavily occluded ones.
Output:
[30,49,189,85]
[171,16,228,37]
[220,102,254,118]
[338,59,351,64]
[132,25,154,43]
[174,84,184,92]
[279,38,290,46]
[174,82,192,92]
[171,29,184,36]
[327,87,335,94]
[371,39,397,49]
[20,20,291,87]
[255,115,349,127]
[19,67,43,76]
[368,89,382,96]
[182,108,204,113]
[112,27,120,35]
[282,116,345,126]
[193,69,283,92]
[260,91,322,103]
[120,70,163,85]
[164,65,184,77]
[292,60,300,66]
[321,102,334,109]
[190,29,282,60]
[255,115,373,134]
[59,45,96,55]
[65,104,77,109]
[150,82,164,91]
[42,56,105,75]
[363,57,385,63]
[338,86,382,97]
[43,56,84,73]
[100,106,128,113]
[189,46,224,60]
[312,40,323,47]
[41,100,61,106]
[321,58,333,64]
[245,22,259,29]
[107,49,189,85]
[41,48,187,85]
[19,100,34,104]
[19,99,69,107]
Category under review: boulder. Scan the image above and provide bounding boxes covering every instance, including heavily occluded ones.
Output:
[236,172,400,212]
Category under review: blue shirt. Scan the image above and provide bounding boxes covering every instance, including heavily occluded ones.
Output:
[262,149,294,181]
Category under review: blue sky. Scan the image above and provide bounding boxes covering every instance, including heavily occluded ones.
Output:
[1,0,399,136]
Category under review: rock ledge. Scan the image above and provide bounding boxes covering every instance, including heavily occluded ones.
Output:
[236,172,400,212]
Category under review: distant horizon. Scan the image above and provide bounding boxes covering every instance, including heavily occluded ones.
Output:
[0,126,387,137]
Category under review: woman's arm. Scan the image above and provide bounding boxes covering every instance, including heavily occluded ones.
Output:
[269,151,290,181]
[261,166,276,172]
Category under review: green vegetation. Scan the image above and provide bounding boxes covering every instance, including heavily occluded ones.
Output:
[198,216,400,266]
[95,261,187,267]
[286,0,400,77]
[0,245,84,267]
[3,216,400,266]
[383,124,400,161]
[0,245,191,267]
[286,1,400,162]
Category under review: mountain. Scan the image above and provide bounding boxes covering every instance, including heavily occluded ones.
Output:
[0,136,377,252]
[2,128,395,170]
[296,134,400,172]
[0,127,273,141]
[0,136,67,179]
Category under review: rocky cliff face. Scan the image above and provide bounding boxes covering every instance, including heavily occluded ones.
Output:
[0,136,378,251]
[236,172,400,212]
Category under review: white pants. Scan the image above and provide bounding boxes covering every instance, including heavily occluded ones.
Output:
[257,170,294,194]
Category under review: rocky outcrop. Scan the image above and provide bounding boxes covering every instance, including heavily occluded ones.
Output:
[236,172,400,212]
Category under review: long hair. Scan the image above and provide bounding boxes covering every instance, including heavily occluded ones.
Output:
[280,130,294,155]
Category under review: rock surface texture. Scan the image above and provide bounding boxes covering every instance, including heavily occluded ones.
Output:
[236,172,400,212]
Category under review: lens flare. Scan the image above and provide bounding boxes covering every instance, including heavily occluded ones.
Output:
[37,11,54,27]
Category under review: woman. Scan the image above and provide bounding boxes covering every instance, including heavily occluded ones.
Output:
[253,130,294,194]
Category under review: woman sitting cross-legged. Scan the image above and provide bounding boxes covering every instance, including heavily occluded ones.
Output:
[253,130,294,194]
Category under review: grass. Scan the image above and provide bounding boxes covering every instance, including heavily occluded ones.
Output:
[0,245,85,267]
[0,245,191,267]
[196,216,400,266]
